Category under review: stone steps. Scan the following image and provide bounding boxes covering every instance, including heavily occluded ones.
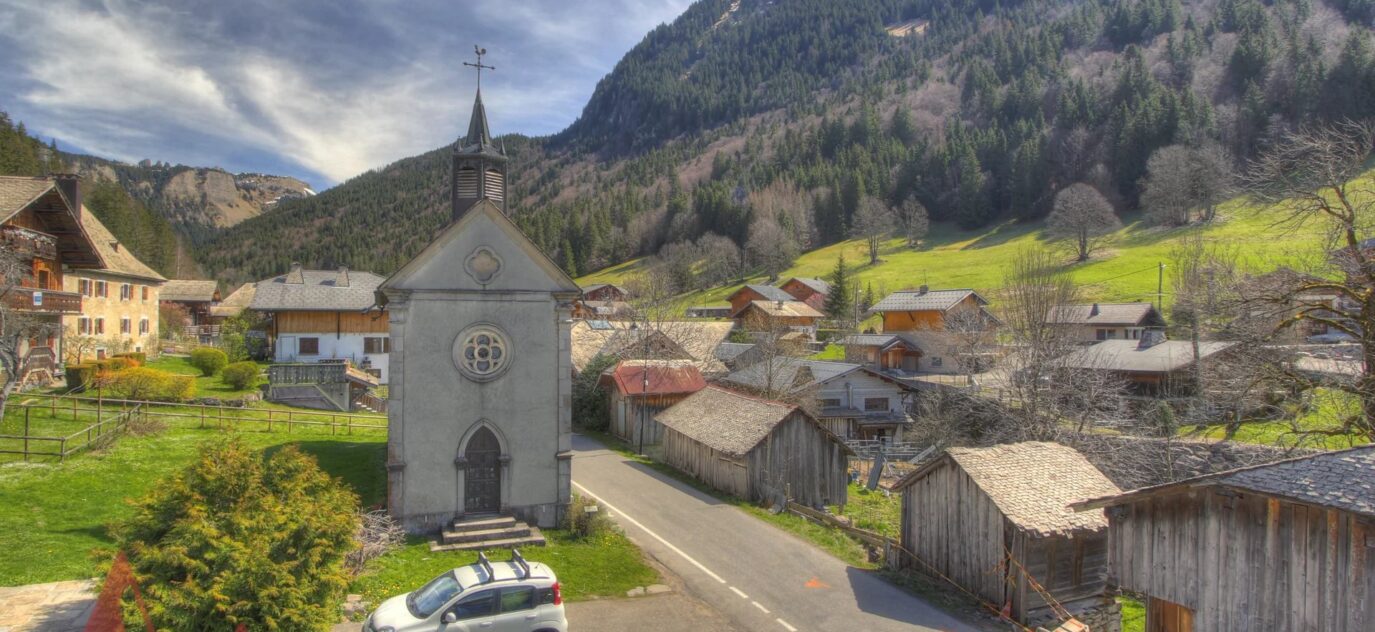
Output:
[430,515,546,552]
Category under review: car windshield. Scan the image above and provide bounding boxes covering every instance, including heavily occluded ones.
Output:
[407,571,464,618]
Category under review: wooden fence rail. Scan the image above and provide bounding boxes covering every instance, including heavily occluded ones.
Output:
[0,403,144,462]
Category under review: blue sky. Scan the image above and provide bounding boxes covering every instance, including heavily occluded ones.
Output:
[0,0,694,188]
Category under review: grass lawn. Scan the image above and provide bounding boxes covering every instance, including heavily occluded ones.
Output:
[0,425,386,586]
[350,530,659,606]
[810,343,845,360]
[1119,595,1146,632]
[836,484,901,539]
[577,189,1332,312]
[1181,388,1370,449]
[142,355,266,399]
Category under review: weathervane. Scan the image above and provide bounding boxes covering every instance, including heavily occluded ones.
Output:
[463,45,495,91]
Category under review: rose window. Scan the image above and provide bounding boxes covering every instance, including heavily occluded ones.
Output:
[454,325,510,381]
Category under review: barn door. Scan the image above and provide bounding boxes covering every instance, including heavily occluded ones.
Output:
[464,427,501,514]
[1147,597,1194,632]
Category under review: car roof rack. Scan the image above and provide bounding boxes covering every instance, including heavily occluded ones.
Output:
[511,548,531,579]
[476,551,495,583]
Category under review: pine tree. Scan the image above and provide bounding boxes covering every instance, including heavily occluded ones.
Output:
[823,253,852,320]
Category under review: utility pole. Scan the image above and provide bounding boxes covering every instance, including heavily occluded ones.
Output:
[1157,262,1166,312]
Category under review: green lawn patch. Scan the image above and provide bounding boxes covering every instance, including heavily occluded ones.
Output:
[1119,595,1146,632]
[0,425,385,586]
[836,484,901,539]
[1181,388,1370,449]
[143,355,266,399]
[350,531,658,606]
[810,344,845,360]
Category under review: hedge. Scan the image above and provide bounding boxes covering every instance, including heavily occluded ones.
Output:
[188,347,228,377]
[105,367,197,402]
[113,351,147,364]
[64,364,97,391]
[96,357,138,372]
[220,361,260,391]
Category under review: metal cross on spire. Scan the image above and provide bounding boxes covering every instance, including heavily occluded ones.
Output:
[463,45,495,91]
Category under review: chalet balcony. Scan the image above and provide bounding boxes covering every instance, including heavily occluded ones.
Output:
[2,286,82,314]
[1,226,58,260]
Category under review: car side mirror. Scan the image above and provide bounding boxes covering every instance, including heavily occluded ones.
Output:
[441,611,457,624]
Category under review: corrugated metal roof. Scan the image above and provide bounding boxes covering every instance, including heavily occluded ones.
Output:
[250,268,384,311]
[1046,303,1163,327]
[604,360,707,397]
[871,289,986,312]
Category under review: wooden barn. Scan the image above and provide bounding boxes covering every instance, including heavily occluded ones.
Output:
[893,442,1122,627]
[656,386,852,508]
[1072,446,1375,632]
[599,360,706,447]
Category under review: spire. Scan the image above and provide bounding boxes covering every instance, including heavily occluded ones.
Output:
[464,90,493,150]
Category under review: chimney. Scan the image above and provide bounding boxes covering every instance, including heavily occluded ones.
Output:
[1138,329,1167,349]
[918,285,929,295]
[52,173,81,218]
[1090,303,1100,317]
[334,266,350,288]
[285,262,305,284]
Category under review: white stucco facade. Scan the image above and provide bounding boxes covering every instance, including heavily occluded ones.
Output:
[272,332,390,382]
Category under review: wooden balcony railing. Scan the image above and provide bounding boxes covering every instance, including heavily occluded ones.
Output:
[1,226,58,260]
[1,287,82,314]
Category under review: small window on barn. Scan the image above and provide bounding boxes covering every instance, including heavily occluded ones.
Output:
[364,337,390,354]
[930,357,942,367]
[298,337,320,355]
[864,397,888,412]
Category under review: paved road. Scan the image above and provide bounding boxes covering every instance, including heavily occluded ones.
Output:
[571,434,978,632]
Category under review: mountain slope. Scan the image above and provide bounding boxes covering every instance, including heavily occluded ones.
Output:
[196,0,1375,285]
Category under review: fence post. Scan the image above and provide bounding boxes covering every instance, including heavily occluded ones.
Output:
[347,415,352,436]
[266,410,272,433]
[218,405,224,430]
[72,396,76,421]
[23,407,30,463]
[60,438,66,463]
[330,414,336,436]
[51,394,56,417]
[200,406,205,429]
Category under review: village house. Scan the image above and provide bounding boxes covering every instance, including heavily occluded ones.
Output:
[656,385,852,508]
[734,299,825,340]
[778,277,830,311]
[63,209,166,360]
[839,330,978,376]
[870,286,996,332]
[158,279,221,341]
[1056,332,1233,395]
[1242,267,1354,342]
[1046,302,1167,343]
[570,319,735,378]
[249,264,391,382]
[580,283,628,302]
[725,283,795,316]
[1,175,102,386]
[894,442,1122,629]
[599,359,706,448]
[721,358,918,441]
[1071,446,1375,632]
[209,282,257,322]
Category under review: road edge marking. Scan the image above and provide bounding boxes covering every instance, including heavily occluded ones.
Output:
[729,586,749,599]
[752,601,770,614]
[776,618,798,631]
[572,481,727,584]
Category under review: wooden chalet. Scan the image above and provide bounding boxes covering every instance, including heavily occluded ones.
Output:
[249,263,390,382]
[599,360,706,447]
[1047,302,1167,343]
[870,286,996,332]
[656,386,852,508]
[580,283,628,302]
[735,299,824,339]
[1072,446,1375,632]
[725,284,795,316]
[839,330,980,375]
[159,279,221,340]
[0,175,101,385]
[894,442,1122,627]
[779,277,831,311]
[720,358,918,441]
[1056,332,1233,395]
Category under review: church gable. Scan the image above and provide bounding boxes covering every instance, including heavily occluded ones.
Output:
[383,200,578,293]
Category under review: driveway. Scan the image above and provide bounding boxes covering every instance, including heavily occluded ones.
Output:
[571,434,979,632]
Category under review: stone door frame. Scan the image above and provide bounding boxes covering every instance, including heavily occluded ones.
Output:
[454,420,511,517]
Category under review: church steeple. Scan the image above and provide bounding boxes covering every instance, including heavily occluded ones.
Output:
[453,47,508,220]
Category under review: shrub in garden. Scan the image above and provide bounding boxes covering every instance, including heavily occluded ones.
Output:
[107,368,197,402]
[113,351,147,364]
[563,494,615,541]
[96,357,138,372]
[220,361,260,390]
[117,440,359,630]
[64,363,97,391]
[188,347,228,376]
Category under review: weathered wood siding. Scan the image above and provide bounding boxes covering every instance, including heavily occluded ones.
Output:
[746,413,849,507]
[274,310,389,335]
[662,427,750,498]
[901,461,1010,606]
[1012,530,1109,619]
[1107,489,1375,631]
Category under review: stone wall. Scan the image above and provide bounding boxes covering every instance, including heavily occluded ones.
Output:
[1068,434,1317,490]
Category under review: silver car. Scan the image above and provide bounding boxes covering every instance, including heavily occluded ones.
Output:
[363,550,567,632]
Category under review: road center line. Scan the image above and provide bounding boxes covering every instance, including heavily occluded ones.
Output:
[572,481,727,584]
[752,601,770,614]
[729,586,749,599]
[776,618,798,631]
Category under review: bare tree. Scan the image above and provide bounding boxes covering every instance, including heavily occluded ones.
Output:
[1241,120,1375,442]
[1047,183,1121,262]
[695,232,744,287]
[1141,144,1236,226]
[852,197,894,265]
[745,217,798,282]
[1,246,59,420]
[895,197,930,248]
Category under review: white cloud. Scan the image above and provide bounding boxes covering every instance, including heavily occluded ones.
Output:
[0,0,692,185]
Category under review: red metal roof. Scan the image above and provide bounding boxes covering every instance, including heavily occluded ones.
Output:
[605,361,707,398]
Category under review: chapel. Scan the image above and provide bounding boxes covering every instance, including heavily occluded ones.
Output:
[380,81,579,534]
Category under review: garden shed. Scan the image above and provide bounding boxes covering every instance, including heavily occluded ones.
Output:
[893,442,1121,627]
[599,359,706,447]
[656,386,852,508]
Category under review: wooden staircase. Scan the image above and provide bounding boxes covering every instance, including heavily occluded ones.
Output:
[429,515,546,552]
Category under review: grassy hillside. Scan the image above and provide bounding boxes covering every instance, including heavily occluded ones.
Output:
[578,187,1330,310]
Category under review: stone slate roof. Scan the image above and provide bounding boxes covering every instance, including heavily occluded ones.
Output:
[741,300,824,319]
[655,386,800,457]
[78,209,165,282]
[0,176,56,222]
[721,358,862,394]
[714,342,757,362]
[871,288,987,312]
[570,320,735,375]
[160,280,220,302]
[1047,303,1164,327]
[1075,446,1375,518]
[250,268,384,312]
[731,284,794,303]
[210,283,257,317]
[1057,339,1234,373]
[895,442,1122,537]
[786,277,831,295]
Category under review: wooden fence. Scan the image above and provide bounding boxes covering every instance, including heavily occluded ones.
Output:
[0,402,145,462]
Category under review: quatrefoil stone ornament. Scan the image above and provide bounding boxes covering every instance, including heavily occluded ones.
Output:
[465,246,502,285]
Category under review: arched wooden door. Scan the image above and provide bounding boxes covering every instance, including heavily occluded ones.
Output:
[464,427,501,514]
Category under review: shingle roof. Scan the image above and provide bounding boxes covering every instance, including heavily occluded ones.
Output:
[839,333,911,349]
[741,300,824,319]
[1057,339,1234,373]
[896,442,1122,536]
[0,176,57,222]
[787,277,831,295]
[714,342,757,362]
[871,289,987,312]
[160,280,220,302]
[209,283,257,317]
[602,360,707,398]
[654,386,799,456]
[731,284,794,303]
[721,358,862,394]
[1074,446,1375,518]
[1046,303,1163,327]
[250,268,384,311]
[77,209,165,282]
[570,320,736,375]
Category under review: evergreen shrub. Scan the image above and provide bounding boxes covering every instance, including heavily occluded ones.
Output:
[188,347,228,376]
[64,364,97,391]
[220,361,260,391]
